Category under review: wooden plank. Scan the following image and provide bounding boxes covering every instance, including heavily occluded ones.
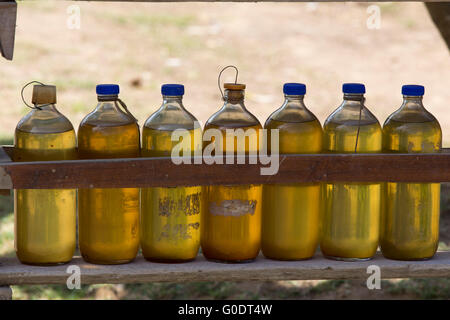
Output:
[426,2,450,50]
[1,146,450,189]
[0,286,12,300]
[68,0,447,2]
[0,146,12,195]
[0,1,17,61]
[0,252,449,285]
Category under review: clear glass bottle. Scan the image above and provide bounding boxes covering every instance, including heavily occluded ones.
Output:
[381,85,441,260]
[78,84,140,264]
[141,84,202,262]
[14,84,76,265]
[322,83,382,260]
[202,83,262,262]
[262,83,322,260]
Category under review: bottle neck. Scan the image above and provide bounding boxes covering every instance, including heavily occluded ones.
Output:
[400,95,425,111]
[161,95,186,111]
[97,94,119,102]
[95,94,122,113]
[34,103,57,111]
[284,94,305,105]
[223,89,247,112]
[341,93,365,110]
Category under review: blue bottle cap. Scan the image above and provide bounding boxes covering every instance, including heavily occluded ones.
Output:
[283,83,306,95]
[342,83,366,94]
[96,84,119,95]
[161,84,184,96]
[402,85,424,96]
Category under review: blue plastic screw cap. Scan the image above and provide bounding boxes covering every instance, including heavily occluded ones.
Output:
[162,84,184,96]
[402,85,425,96]
[342,83,366,94]
[96,84,120,95]
[283,83,306,95]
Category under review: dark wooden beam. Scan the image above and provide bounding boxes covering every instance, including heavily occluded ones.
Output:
[426,2,450,50]
[1,146,450,189]
[0,1,17,60]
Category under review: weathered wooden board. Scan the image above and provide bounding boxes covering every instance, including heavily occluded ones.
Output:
[1,146,450,189]
[0,1,17,61]
[0,252,449,285]
[69,0,447,2]
[0,146,12,195]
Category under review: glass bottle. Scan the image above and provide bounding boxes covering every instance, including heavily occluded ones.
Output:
[141,84,202,262]
[262,83,322,260]
[322,83,382,260]
[202,83,262,262]
[14,84,76,265]
[381,85,441,260]
[78,84,140,264]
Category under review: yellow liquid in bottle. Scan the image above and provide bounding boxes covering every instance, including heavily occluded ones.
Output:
[141,127,202,262]
[322,120,382,260]
[14,129,77,265]
[381,119,441,260]
[262,119,322,260]
[78,122,140,264]
[201,123,262,262]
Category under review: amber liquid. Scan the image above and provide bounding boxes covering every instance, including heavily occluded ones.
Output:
[78,122,140,264]
[141,127,201,262]
[14,129,77,265]
[381,119,441,260]
[262,119,322,260]
[322,120,382,260]
[201,123,262,262]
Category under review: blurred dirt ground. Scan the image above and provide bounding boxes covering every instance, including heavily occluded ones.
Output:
[0,1,449,300]
[0,1,449,142]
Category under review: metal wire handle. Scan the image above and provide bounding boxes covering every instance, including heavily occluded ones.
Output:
[116,97,138,123]
[354,96,365,153]
[21,80,48,110]
[218,65,239,100]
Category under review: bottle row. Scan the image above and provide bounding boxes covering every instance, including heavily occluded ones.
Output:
[12,80,441,266]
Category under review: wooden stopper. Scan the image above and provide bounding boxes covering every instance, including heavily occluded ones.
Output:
[31,85,56,105]
[224,83,246,90]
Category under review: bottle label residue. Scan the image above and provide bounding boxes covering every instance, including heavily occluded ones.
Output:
[159,192,201,217]
[209,199,257,217]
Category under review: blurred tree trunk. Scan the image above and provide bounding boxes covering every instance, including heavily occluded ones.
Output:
[425,2,450,50]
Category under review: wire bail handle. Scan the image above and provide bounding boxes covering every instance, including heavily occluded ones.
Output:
[218,65,239,101]
[21,80,48,110]
[116,97,138,123]
[354,96,365,153]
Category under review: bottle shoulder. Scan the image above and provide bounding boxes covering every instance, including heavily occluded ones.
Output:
[205,105,261,130]
[266,102,320,124]
[80,102,136,128]
[324,105,381,129]
[383,107,441,127]
[144,105,199,131]
[16,107,74,134]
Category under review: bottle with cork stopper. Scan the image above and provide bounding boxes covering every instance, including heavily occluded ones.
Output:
[14,82,77,265]
[201,66,262,263]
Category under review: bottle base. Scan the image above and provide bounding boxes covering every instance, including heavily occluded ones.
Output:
[324,254,373,262]
[382,255,434,261]
[263,255,314,261]
[81,255,135,265]
[18,260,71,266]
[204,257,256,264]
[144,257,196,264]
